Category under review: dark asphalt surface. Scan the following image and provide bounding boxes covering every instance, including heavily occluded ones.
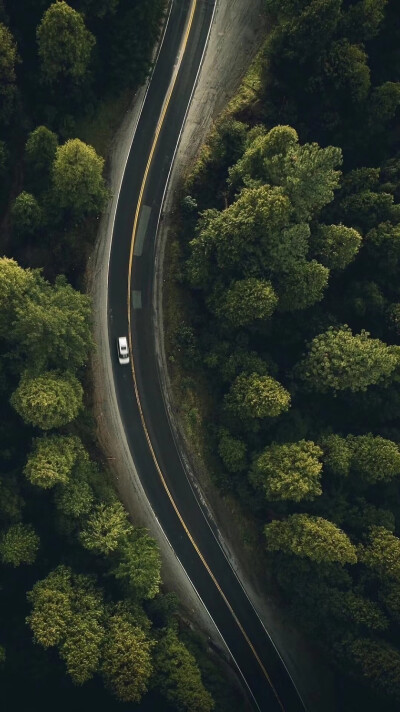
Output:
[107,1,306,710]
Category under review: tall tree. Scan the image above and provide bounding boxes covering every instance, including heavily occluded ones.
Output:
[10,370,83,429]
[36,1,95,83]
[111,529,161,600]
[250,440,323,502]
[265,514,358,564]
[297,326,399,392]
[0,23,18,124]
[0,523,39,566]
[24,435,85,489]
[358,526,400,580]
[80,501,132,555]
[225,372,291,419]
[101,605,153,702]
[153,628,214,712]
[52,138,108,216]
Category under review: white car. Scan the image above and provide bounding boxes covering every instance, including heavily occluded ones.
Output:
[117,336,130,365]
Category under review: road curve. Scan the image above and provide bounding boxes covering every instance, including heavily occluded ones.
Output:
[107,1,306,710]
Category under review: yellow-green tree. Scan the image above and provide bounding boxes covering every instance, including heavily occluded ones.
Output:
[250,440,323,501]
[36,2,95,83]
[101,608,153,702]
[0,523,39,566]
[52,138,108,216]
[225,372,291,419]
[24,435,85,489]
[153,628,214,712]
[297,326,399,392]
[265,514,357,564]
[10,370,83,429]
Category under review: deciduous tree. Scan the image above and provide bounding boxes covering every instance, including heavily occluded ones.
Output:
[0,523,39,566]
[225,372,291,419]
[310,224,362,269]
[36,1,95,83]
[11,192,42,236]
[24,435,85,489]
[215,278,278,326]
[153,628,214,712]
[265,514,357,564]
[250,440,323,502]
[10,370,83,429]
[101,609,153,703]
[52,138,108,216]
[80,501,132,555]
[297,326,399,393]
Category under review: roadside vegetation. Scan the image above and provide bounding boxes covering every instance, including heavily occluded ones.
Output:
[168,0,400,708]
[0,1,226,710]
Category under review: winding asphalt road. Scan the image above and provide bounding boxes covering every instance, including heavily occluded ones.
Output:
[107,1,306,710]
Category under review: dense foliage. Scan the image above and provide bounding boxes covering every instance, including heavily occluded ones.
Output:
[173,0,400,707]
[0,1,220,710]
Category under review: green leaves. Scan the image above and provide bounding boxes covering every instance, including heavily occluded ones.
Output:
[251,440,323,502]
[265,514,358,564]
[215,278,278,326]
[36,2,95,83]
[80,501,132,555]
[52,139,108,216]
[358,527,400,580]
[101,610,153,702]
[153,628,214,712]
[297,325,399,393]
[24,435,85,489]
[10,370,83,430]
[0,523,39,566]
[225,372,291,419]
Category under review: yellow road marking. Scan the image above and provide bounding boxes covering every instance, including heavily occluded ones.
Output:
[126,2,284,709]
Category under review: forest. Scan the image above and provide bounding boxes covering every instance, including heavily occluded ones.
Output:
[172,0,400,708]
[0,1,223,711]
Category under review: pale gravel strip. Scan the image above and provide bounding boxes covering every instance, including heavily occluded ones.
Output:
[90,0,335,710]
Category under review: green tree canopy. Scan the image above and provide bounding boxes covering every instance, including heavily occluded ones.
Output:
[153,628,214,712]
[111,529,161,600]
[320,434,352,477]
[25,125,58,187]
[310,224,362,269]
[36,1,95,83]
[27,566,105,684]
[24,435,85,489]
[215,278,278,326]
[250,440,323,502]
[229,124,342,220]
[297,326,399,392]
[340,0,388,42]
[0,523,39,566]
[11,192,42,236]
[218,431,247,473]
[225,372,291,419]
[347,434,400,483]
[0,258,41,337]
[0,23,18,124]
[358,526,400,580]
[187,185,293,286]
[347,638,400,701]
[276,259,329,311]
[12,275,93,371]
[80,501,132,555]
[265,514,357,564]
[52,138,108,216]
[54,471,94,517]
[101,609,153,703]
[10,370,83,429]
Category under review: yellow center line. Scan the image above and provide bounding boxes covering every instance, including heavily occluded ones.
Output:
[126,2,284,709]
